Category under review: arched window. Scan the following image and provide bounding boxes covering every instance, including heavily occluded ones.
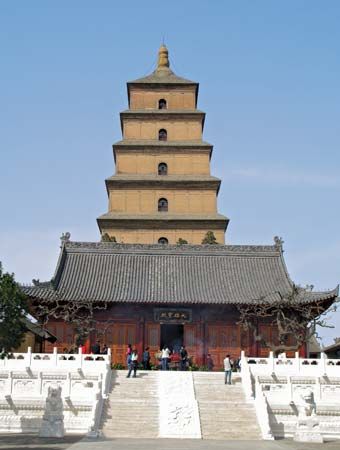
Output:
[158,237,168,245]
[158,129,167,141]
[158,162,168,175]
[158,99,167,109]
[158,198,168,212]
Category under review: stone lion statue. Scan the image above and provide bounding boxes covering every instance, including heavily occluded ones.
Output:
[39,385,65,437]
[296,388,316,418]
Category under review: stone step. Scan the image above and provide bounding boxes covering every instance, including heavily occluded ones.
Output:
[203,433,262,440]
[101,370,262,440]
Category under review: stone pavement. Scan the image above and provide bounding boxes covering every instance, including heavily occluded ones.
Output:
[0,434,82,450]
[1,435,339,450]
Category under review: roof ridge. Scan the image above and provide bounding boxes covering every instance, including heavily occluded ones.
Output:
[63,241,281,255]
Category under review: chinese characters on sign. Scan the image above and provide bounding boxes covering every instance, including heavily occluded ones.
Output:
[154,308,192,323]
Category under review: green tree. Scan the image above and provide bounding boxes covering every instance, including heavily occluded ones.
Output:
[0,263,28,356]
[177,238,188,245]
[201,231,218,245]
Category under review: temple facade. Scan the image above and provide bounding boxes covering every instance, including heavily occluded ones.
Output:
[24,46,338,368]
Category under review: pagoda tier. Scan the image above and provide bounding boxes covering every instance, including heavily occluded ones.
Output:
[97,45,228,244]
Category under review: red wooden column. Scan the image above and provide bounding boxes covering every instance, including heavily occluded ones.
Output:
[137,317,145,357]
[200,318,206,367]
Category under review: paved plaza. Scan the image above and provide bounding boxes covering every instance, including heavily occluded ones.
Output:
[0,436,339,450]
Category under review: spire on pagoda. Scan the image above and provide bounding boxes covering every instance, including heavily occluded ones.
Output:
[157,44,170,70]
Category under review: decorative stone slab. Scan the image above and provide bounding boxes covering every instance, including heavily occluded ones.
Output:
[158,372,201,439]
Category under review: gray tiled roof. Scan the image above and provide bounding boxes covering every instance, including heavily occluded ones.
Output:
[105,175,220,182]
[22,242,338,306]
[113,140,212,148]
[128,68,197,85]
[120,109,204,115]
[104,175,221,192]
[96,213,229,230]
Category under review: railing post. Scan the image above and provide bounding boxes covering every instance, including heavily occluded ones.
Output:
[27,347,32,368]
[53,347,58,367]
[320,352,327,376]
[294,351,299,373]
[287,375,292,402]
[78,347,83,369]
[269,351,275,374]
[9,371,13,395]
[67,372,72,397]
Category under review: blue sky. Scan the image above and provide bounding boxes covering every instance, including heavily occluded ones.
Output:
[0,1,339,345]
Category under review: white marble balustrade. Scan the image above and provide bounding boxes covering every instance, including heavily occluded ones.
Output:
[0,347,112,436]
[240,351,340,441]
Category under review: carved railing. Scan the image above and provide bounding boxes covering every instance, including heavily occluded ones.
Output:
[254,376,274,440]
[240,351,254,400]
[0,347,112,435]
[244,352,339,377]
[242,352,340,439]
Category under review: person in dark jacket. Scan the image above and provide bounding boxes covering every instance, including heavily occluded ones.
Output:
[180,345,188,371]
[92,341,100,354]
[142,347,151,370]
[207,353,214,371]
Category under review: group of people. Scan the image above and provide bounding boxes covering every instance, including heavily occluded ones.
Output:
[91,341,109,355]
[125,344,190,377]
[125,344,239,384]
[160,345,188,371]
[125,344,152,378]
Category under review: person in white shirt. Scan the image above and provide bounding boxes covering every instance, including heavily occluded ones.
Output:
[127,349,138,378]
[161,346,170,370]
[224,354,232,385]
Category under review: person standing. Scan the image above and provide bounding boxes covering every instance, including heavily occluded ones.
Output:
[207,353,214,371]
[126,343,132,368]
[142,347,151,370]
[91,341,100,355]
[180,345,188,371]
[224,354,232,385]
[161,346,170,371]
[127,349,138,378]
[101,344,108,355]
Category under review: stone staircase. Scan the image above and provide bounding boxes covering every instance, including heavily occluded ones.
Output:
[193,372,262,440]
[100,370,262,440]
[100,370,159,438]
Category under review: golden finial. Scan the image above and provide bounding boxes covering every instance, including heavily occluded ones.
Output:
[157,44,170,70]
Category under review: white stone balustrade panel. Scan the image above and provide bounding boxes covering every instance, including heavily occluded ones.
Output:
[242,352,340,440]
[0,348,111,436]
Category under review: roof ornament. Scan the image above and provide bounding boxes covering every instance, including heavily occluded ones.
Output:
[157,44,170,70]
[274,236,284,249]
[60,232,71,247]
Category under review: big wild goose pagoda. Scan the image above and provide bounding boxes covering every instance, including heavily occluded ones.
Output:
[24,46,338,367]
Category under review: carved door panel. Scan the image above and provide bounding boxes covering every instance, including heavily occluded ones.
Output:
[207,324,241,369]
[207,325,221,369]
[111,323,136,366]
[184,324,197,365]
[145,323,160,365]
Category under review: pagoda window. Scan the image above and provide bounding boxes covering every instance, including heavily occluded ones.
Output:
[158,198,168,212]
[158,129,167,141]
[158,162,168,175]
[158,99,167,109]
[158,237,169,245]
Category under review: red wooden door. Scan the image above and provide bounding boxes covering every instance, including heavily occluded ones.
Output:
[145,323,160,365]
[109,323,137,366]
[207,324,241,369]
[184,324,198,365]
